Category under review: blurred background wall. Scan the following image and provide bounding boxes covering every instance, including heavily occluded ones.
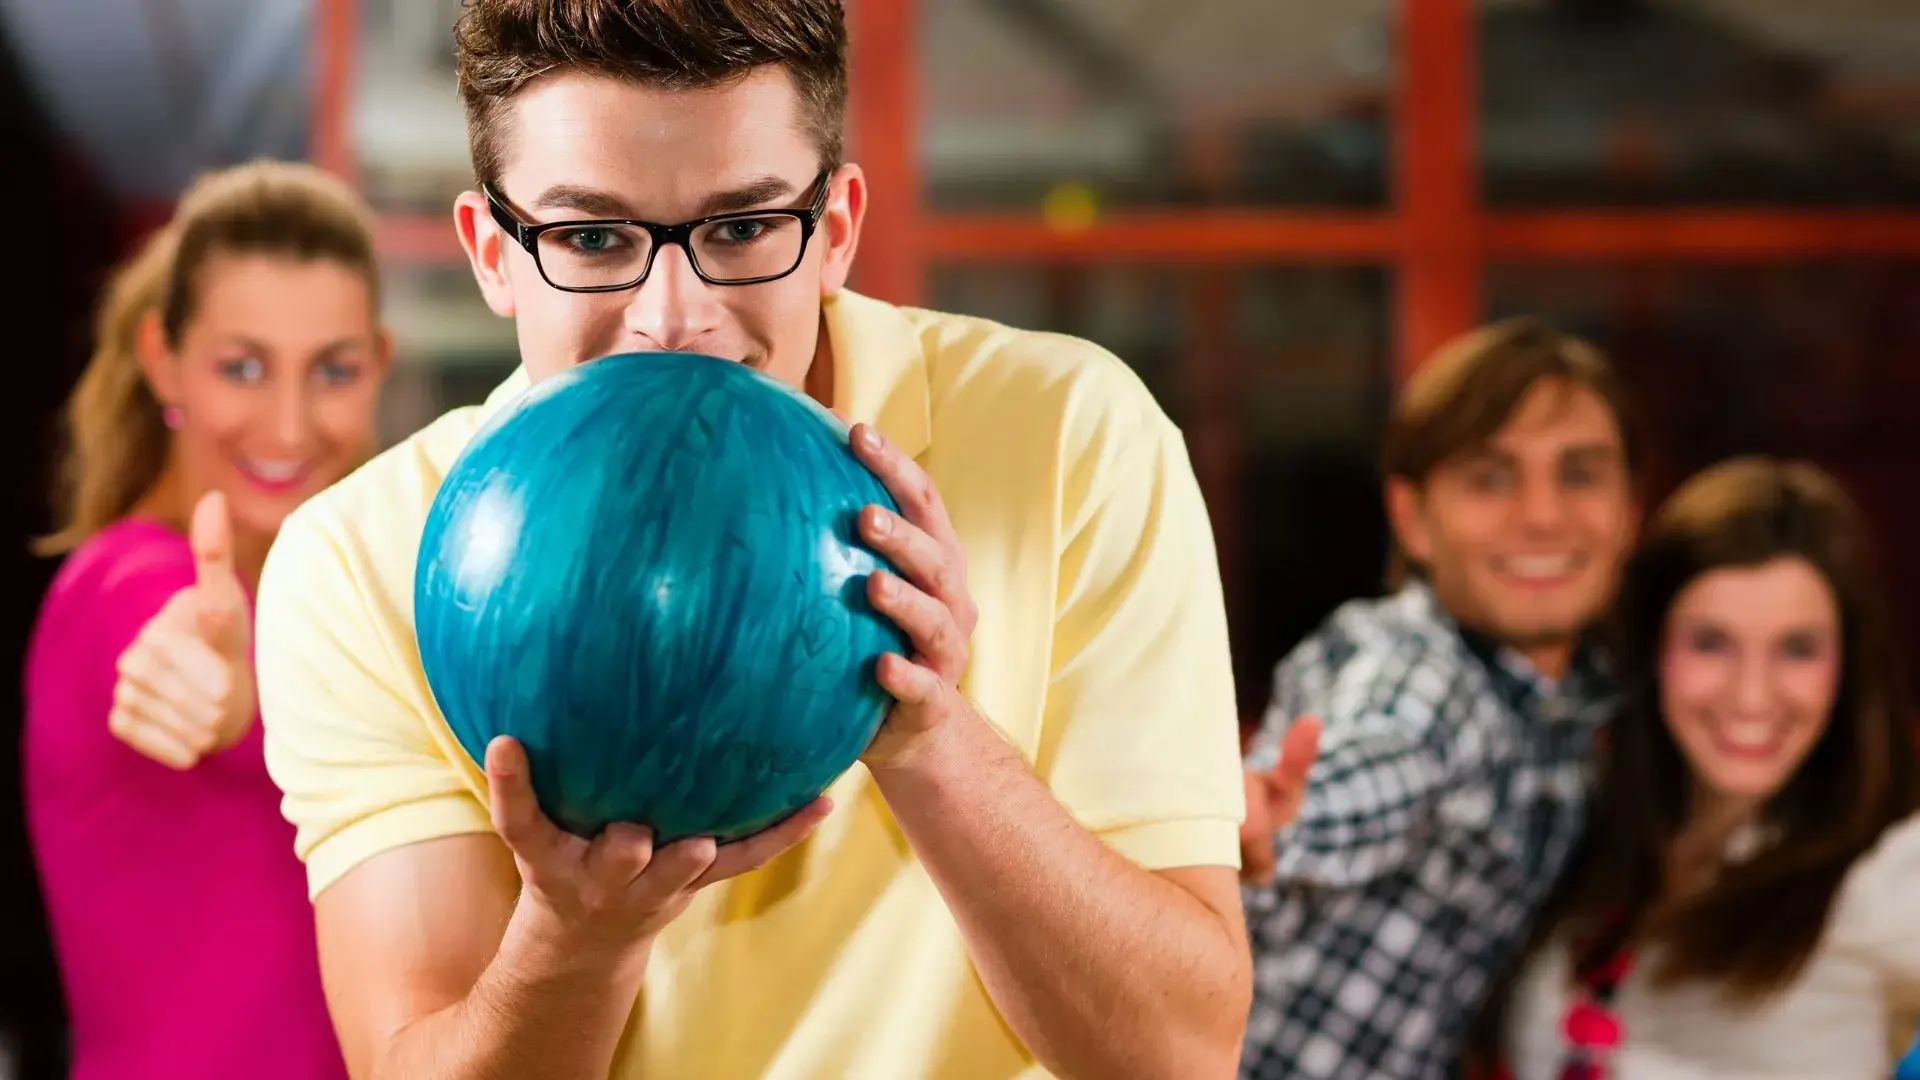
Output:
[0,1,1916,1075]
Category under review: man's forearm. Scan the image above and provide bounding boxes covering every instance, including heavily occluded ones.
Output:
[372,900,646,1080]
[873,713,1250,1080]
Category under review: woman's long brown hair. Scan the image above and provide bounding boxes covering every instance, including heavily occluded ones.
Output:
[1473,457,1920,1066]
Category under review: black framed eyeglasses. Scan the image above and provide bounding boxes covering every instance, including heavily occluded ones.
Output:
[483,169,834,293]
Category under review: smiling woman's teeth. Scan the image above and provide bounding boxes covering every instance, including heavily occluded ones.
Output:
[245,459,304,482]
[1718,719,1782,751]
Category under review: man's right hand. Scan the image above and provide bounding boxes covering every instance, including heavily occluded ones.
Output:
[485,735,833,962]
[1238,717,1322,886]
[312,737,834,1079]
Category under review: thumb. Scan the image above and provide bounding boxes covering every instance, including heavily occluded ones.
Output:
[189,490,246,649]
[1273,716,1323,787]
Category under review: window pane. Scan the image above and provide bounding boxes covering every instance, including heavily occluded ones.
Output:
[931,265,1393,718]
[375,265,518,443]
[925,1,1394,211]
[1487,264,1920,671]
[356,0,471,212]
[1481,0,1920,206]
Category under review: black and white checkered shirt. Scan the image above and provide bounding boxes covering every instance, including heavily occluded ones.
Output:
[1239,582,1616,1080]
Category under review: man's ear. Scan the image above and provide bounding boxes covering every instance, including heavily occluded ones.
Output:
[816,165,864,298]
[456,189,517,318]
[1385,475,1434,568]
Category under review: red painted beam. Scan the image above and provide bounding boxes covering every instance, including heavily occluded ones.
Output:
[1394,0,1481,382]
[919,212,1397,263]
[311,0,360,186]
[846,0,923,307]
[377,212,463,265]
[1485,211,1920,261]
[379,208,1920,269]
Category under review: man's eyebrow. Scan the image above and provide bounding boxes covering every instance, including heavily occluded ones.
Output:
[530,185,637,219]
[697,176,798,217]
[526,177,800,221]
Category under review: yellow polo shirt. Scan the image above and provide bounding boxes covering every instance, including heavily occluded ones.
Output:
[255,289,1242,1080]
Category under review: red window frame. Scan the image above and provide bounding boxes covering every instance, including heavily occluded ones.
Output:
[319,0,1920,373]
[309,0,1920,713]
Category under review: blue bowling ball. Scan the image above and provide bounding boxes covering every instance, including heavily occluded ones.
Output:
[415,351,908,843]
[1898,1026,1920,1080]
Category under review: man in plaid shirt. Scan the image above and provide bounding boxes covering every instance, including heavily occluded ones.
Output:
[1238,319,1640,1080]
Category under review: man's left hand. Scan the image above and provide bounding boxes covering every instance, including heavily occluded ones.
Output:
[849,422,981,772]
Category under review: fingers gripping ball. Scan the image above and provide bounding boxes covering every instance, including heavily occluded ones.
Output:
[415,352,909,843]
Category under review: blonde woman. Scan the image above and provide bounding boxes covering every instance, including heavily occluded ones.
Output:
[23,160,390,1080]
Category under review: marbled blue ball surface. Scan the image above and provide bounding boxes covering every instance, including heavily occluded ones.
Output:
[415,351,908,842]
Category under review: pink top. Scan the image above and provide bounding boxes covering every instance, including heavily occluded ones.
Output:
[22,518,346,1080]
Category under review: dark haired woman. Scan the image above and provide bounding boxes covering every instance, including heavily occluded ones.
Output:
[1494,457,1920,1078]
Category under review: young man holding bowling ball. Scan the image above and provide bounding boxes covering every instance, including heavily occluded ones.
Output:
[252,3,1250,1079]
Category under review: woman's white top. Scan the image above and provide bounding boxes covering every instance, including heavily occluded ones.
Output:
[1505,813,1920,1080]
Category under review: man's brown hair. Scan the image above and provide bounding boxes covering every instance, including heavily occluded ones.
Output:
[1381,316,1641,587]
[454,0,850,187]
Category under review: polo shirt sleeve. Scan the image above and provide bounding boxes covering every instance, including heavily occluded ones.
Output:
[1037,394,1244,872]
[256,502,492,900]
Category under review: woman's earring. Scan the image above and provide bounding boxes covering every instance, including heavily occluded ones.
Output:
[162,405,184,430]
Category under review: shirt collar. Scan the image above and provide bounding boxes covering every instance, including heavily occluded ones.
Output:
[1401,578,1617,722]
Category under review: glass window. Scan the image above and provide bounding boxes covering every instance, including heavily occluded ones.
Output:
[1481,0,1920,206]
[925,0,1395,211]
[931,264,1393,717]
[375,264,518,443]
[356,0,472,213]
